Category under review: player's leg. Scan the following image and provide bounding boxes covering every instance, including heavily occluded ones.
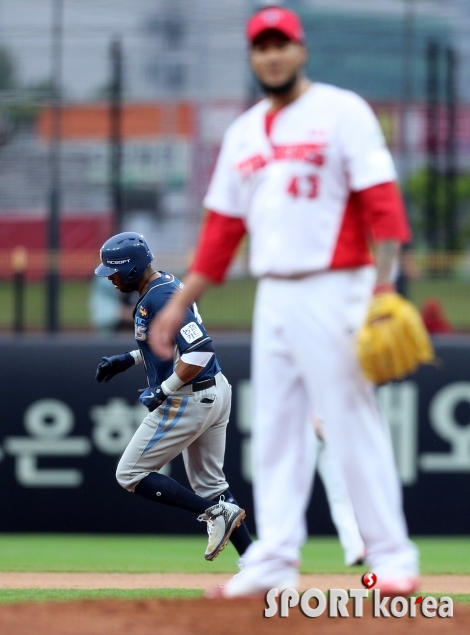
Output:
[116,396,217,514]
[291,268,418,584]
[316,439,366,566]
[223,278,317,595]
[116,377,245,560]
[182,375,252,557]
[116,392,228,514]
[181,374,232,500]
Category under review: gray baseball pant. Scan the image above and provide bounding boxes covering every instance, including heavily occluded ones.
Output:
[116,372,231,500]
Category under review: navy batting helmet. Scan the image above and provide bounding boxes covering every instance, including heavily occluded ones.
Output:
[95,232,154,283]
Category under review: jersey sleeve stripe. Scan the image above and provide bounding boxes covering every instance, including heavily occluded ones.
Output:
[183,336,212,353]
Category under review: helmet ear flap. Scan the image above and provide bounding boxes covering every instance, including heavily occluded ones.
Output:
[126,265,138,282]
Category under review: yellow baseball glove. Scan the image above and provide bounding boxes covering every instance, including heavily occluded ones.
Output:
[356,292,434,385]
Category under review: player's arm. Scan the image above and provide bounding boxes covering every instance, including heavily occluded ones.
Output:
[165,271,213,312]
[146,270,214,362]
[173,358,210,384]
[150,118,245,358]
[374,240,400,288]
[164,338,216,388]
[175,208,247,304]
[139,341,216,411]
[95,349,143,383]
[151,207,246,334]
[354,184,433,384]
[339,94,411,292]
[149,210,246,359]
[354,181,411,292]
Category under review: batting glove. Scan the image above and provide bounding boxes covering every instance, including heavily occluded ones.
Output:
[95,353,135,383]
[139,385,168,412]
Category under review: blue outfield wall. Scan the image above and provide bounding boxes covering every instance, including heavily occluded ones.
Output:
[0,334,468,535]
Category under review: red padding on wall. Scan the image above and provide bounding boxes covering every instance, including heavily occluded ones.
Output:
[0,214,115,280]
[0,215,114,250]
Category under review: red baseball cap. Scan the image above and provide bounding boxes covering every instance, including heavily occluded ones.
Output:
[246,7,305,44]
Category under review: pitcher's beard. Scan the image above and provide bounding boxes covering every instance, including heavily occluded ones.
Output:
[257,72,298,96]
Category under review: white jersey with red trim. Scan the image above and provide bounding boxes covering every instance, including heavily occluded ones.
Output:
[204,82,396,277]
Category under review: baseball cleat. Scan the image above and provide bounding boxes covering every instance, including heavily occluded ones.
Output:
[198,497,246,561]
[205,558,299,600]
[377,576,420,597]
[204,559,249,599]
[205,568,299,599]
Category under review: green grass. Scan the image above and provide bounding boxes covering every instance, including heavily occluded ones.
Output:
[0,535,468,575]
[0,589,468,605]
[0,281,90,330]
[198,279,256,329]
[0,588,202,604]
[408,279,470,329]
[0,534,351,573]
[1,277,470,330]
[0,535,468,606]
[414,538,470,574]
[0,279,258,331]
[447,595,470,604]
[0,535,238,573]
[198,278,470,330]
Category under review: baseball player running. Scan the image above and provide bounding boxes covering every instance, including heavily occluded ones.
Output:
[150,7,419,597]
[94,231,252,562]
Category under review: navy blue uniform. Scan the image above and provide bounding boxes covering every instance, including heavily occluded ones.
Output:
[96,231,251,563]
[133,272,221,386]
[117,270,233,502]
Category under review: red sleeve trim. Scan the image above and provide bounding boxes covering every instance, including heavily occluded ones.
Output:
[190,210,247,283]
[329,182,411,270]
[356,181,411,242]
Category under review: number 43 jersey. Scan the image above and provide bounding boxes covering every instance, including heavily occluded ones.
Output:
[204,82,398,278]
[133,273,221,386]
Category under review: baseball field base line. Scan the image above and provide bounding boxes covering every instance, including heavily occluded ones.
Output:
[0,573,468,594]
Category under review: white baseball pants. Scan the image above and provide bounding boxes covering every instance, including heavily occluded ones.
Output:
[316,437,365,566]
[243,266,418,584]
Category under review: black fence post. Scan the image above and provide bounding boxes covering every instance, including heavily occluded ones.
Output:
[46,0,63,333]
[12,247,27,334]
[110,39,124,233]
[445,47,458,251]
[425,40,440,253]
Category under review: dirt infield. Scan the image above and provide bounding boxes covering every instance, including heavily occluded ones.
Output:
[0,572,469,594]
[0,597,468,635]
[0,573,468,635]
